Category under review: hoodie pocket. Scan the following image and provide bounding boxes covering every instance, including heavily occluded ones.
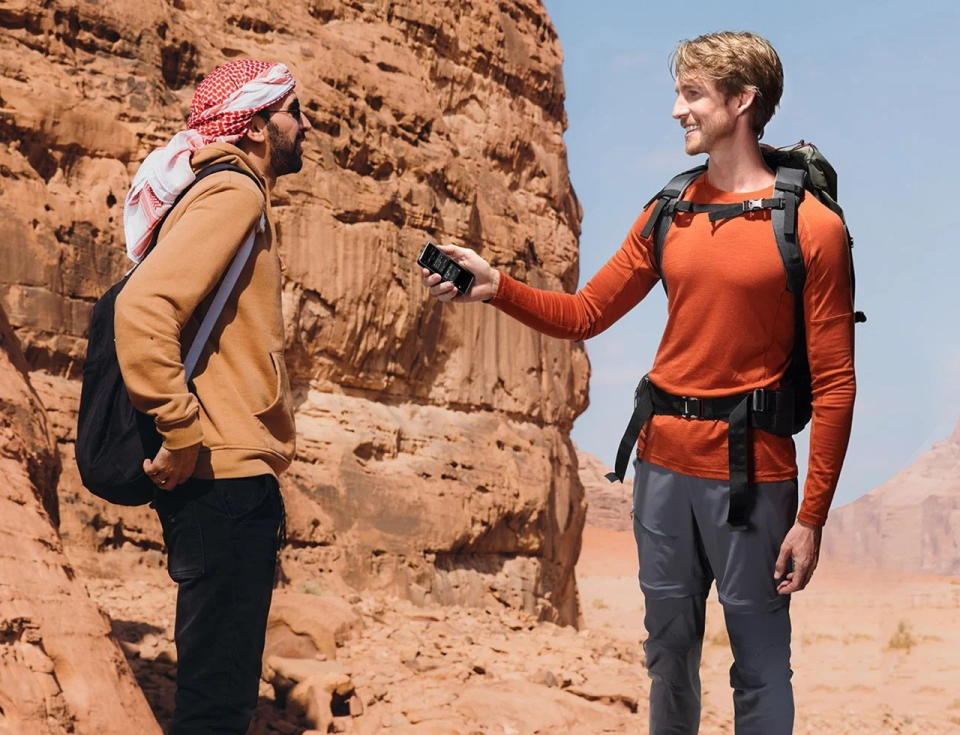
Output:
[254,351,296,459]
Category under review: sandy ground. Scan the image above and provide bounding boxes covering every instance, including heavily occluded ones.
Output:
[70,526,960,734]
[577,526,960,734]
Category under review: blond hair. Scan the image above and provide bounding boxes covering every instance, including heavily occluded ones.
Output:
[671,31,783,138]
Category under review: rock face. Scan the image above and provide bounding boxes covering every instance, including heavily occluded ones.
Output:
[824,422,960,575]
[0,0,587,623]
[578,449,632,532]
[0,305,160,735]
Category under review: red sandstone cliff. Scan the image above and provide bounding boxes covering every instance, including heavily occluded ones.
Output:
[0,304,160,734]
[0,0,586,624]
[0,2,595,729]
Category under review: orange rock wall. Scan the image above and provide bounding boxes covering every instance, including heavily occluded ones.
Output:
[0,0,588,622]
[0,305,160,735]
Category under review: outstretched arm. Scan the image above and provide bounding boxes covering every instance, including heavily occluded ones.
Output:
[420,211,661,341]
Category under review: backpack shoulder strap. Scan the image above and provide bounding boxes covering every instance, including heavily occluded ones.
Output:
[182,216,261,379]
[179,163,264,380]
[140,163,263,262]
[191,161,262,193]
[771,166,806,296]
[641,165,706,292]
[156,162,264,380]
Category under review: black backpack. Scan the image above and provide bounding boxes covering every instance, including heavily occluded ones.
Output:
[75,163,259,505]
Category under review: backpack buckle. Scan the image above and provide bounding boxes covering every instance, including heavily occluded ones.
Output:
[680,396,702,419]
[751,388,769,412]
[743,198,765,212]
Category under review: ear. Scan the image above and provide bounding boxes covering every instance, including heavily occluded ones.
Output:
[245,114,269,144]
[731,87,756,119]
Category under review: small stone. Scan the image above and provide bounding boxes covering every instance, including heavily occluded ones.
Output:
[349,692,365,716]
[531,669,557,688]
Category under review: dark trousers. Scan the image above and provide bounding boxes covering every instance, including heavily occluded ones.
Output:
[154,474,282,735]
[633,461,795,735]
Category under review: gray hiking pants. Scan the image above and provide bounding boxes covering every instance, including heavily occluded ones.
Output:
[632,460,797,735]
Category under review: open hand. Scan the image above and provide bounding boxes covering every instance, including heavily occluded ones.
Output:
[420,244,500,303]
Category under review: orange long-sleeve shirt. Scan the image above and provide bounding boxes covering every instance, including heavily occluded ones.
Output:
[491,174,856,526]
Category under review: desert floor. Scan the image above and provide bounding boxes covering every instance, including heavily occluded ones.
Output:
[74,527,960,734]
[578,526,960,735]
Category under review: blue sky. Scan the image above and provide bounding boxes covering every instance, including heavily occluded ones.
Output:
[543,0,960,508]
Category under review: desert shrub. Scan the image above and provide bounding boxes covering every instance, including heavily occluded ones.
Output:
[886,620,917,652]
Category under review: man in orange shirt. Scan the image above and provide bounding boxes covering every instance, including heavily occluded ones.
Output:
[422,31,855,735]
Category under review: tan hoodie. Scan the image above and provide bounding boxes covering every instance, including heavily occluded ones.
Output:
[115,143,295,479]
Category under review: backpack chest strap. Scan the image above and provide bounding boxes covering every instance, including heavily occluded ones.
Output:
[689,197,786,221]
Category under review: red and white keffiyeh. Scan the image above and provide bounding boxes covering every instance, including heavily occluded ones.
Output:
[123,59,295,262]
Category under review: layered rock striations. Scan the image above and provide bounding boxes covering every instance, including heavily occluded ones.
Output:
[824,422,960,576]
[0,0,588,622]
[0,305,160,734]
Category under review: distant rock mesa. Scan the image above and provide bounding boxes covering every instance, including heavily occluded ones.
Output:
[824,422,960,575]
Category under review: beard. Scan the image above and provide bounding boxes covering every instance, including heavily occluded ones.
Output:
[683,112,736,156]
[267,121,303,176]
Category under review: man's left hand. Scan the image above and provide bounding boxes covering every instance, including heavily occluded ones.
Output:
[774,521,822,595]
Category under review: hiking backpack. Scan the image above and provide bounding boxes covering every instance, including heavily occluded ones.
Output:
[75,163,262,505]
[606,142,865,528]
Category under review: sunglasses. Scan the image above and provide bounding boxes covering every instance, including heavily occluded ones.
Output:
[260,100,305,122]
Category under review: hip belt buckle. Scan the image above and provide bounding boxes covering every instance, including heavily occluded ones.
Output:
[680,396,702,419]
[751,388,769,412]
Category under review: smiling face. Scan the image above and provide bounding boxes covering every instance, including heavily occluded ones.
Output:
[671,74,743,156]
[670,32,784,141]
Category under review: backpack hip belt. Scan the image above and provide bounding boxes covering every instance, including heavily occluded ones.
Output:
[604,376,797,531]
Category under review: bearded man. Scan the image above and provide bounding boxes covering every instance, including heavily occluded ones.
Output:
[115,59,311,734]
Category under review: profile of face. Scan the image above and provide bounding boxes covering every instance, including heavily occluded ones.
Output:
[262,94,312,176]
[671,74,748,156]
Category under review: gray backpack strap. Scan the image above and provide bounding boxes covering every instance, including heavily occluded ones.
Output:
[182,212,264,379]
[641,165,707,294]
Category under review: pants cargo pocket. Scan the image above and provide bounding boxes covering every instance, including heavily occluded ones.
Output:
[157,501,205,583]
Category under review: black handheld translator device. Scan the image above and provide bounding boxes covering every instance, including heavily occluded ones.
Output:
[417,242,475,295]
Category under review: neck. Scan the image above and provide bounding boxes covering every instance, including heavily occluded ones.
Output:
[237,141,276,191]
[704,133,773,192]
